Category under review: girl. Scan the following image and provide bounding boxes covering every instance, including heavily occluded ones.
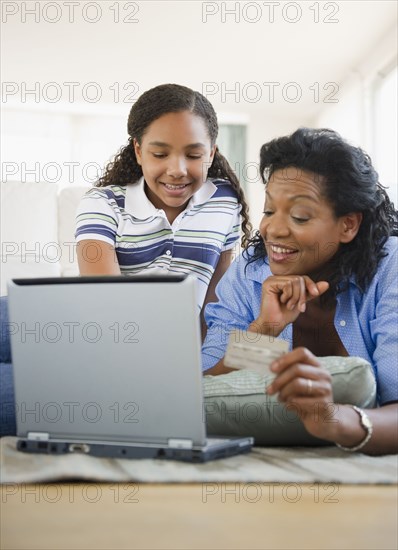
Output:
[0,84,252,437]
[202,128,398,455]
[75,83,251,324]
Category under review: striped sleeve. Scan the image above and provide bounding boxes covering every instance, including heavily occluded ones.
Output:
[222,202,242,252]
[75,188,119,246]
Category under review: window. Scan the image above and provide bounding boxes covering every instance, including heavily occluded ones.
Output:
[373,64,397,207]
[217,124,247,189]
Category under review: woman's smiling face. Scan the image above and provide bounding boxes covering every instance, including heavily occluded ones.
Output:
[259,167,357,277]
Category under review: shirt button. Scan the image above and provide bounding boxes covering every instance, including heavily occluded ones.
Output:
[166,250,171,256]
[339,320,346,327]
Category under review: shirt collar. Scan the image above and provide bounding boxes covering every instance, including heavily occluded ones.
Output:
[125,177,158,220]
[243,248,271,282]
[124,177,218,220]
[189,178,217,206]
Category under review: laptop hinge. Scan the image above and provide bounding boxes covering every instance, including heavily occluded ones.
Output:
[27,432,50,441]
[167,438,193,449]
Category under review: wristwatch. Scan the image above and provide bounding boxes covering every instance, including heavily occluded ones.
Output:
[336,405,373,452]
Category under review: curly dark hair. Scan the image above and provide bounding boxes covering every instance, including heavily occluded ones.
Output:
[96,83,251,247]
[245,127,398,294]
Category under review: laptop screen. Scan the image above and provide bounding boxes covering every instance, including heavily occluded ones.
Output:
[8,275,207,446]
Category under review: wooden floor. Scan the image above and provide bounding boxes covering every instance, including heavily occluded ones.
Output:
[1,483,397,549]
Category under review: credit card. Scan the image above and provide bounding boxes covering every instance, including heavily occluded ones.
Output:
[224,330,289,377]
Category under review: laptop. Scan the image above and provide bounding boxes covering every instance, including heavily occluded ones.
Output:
[7,274,253,462]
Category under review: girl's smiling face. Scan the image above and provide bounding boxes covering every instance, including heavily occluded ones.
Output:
[134,111,216,222]
[259,167,361,277]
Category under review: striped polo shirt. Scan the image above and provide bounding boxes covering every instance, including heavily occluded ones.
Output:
[75,177,241,310]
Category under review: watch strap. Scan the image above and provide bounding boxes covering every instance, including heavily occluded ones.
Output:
[336,405,373,452]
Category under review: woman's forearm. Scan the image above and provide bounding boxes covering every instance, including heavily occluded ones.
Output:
[331,402,398,456]
[247,318,284,337]
[203,358,236,376]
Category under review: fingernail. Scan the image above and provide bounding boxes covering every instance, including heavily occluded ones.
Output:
[300,303,306,312]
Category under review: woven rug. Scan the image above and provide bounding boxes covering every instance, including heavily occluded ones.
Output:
[1,437,396,484]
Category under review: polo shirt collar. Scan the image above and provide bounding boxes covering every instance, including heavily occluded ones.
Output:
[189,178,217,206]
[124,177,217,220]
[125,177,158,220]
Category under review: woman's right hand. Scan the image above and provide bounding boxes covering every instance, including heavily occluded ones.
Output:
[249,275,329,336]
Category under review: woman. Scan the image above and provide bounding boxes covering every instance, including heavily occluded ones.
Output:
[202,128,398,455]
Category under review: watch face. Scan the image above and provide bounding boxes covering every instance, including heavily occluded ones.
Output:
[354,406,372,431]
[362,415,372,429]
[336,407,373,451]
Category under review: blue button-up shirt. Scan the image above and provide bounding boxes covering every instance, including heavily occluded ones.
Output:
[202,237,398,405]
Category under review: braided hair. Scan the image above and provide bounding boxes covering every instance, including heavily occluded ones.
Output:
[96,83,251,247]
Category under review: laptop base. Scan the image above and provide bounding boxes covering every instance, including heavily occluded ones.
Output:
[17,437,254,463]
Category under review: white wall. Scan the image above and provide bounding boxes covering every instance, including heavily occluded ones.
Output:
[244,114,312,231]
[312,27,397,206]
[1,105,128,188]
[1,2,397,230]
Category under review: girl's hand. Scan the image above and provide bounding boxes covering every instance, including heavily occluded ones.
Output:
[266,347,337,441]
[252,275,329,335]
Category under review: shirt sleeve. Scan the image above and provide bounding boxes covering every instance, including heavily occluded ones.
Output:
[370,243,398,405]
[75,188,119,246]
[221,203,242,253]
[201,253,256,371]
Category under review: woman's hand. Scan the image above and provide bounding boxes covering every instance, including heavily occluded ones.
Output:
[266,347,338,441]
[250,275,329,336]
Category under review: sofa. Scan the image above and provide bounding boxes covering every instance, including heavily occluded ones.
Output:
[1,182,89,295]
